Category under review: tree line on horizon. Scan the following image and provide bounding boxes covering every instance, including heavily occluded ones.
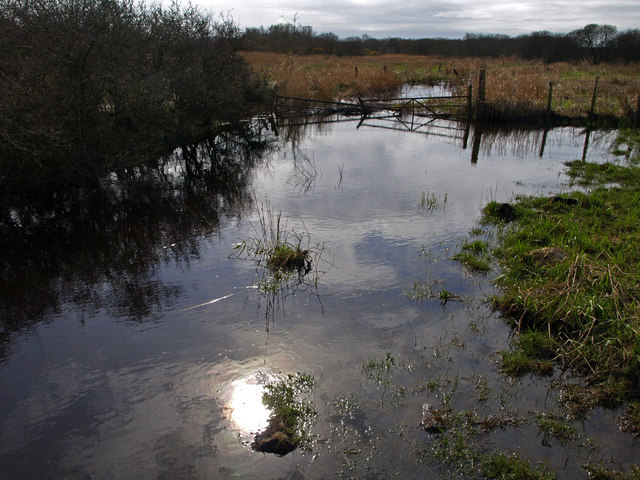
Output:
[243,22,640,64]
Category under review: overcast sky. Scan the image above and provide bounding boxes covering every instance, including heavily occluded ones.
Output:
[198,0,640,39]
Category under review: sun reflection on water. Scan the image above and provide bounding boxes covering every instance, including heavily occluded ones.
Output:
[227,374,271,434]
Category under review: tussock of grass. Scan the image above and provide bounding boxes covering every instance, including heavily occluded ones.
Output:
[481,453,556,480]
[462,239,489,254]
[453,250,491,273]
[583,464,640,480]
[484,131,640,408]
[265,243,309,272]
[535,413,579,444]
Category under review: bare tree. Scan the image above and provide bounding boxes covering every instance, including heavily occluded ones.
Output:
[570,24,618,64]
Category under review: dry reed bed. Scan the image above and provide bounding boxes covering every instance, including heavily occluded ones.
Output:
[244,52,640,120]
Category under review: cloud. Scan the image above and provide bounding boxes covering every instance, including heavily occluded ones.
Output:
[203,0,640,38]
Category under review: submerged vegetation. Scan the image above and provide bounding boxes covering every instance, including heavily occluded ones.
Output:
[421,404,554,480]
[483,130,640,424]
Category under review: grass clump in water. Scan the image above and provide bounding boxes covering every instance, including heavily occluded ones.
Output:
[265,242,309,272]
[483,129,640,410]
[233,201,326,297]
[453,251,491,273]
[252,372,316,455]
[453,239,491,273]
[534,413,579,444]
[481,452,556,480]
[500,331,558,377]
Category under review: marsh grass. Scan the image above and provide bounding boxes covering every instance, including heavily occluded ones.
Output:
[422,405,550,479]
[419,190,447,212]
[244,52,403,100]
[483,130,640,411]
[534,413,579,444]
[245,52,640,123]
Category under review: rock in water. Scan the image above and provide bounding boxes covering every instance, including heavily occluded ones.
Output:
[252,416,296,456]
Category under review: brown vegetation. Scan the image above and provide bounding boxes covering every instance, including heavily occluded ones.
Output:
[245,52,640,121]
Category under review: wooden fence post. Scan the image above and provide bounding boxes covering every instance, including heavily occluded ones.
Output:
[546,82,553,117]
[635,94,640,128]
[590,76,599,115]
[478,69,486,104]
[467,84,473,119]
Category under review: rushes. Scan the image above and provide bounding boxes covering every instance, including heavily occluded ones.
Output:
[233,201,323,294]
[245,52,640,120]
[245,52,403,100]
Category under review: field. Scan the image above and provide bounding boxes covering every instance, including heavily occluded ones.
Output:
[244,52,640,122]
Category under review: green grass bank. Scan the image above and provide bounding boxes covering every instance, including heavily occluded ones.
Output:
[483,129,640,432]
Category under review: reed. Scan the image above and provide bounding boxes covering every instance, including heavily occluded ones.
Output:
[244,52,640,121]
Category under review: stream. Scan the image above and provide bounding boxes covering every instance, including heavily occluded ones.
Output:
[1,109,637,479]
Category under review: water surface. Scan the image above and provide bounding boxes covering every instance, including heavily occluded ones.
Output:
[1,116,635,479]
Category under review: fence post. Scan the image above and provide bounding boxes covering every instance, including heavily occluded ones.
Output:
[590,76,599,115]
[635,94,640,128]
[478,69,486,104]
[546,82,553,118]
[467,84,473,119]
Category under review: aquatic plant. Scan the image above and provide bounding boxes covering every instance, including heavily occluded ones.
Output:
[419,190,448,212]
[534,413,580,444]
[232,202,322,287]
[452,251,491,273]
[252,372,317,455]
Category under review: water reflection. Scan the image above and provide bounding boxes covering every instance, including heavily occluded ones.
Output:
[0,114,630,479]
[226,374,271,435]
[275,114,613,166]
[0,124,274,356]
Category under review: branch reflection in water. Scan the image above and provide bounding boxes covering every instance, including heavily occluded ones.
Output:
[0,122,276,354]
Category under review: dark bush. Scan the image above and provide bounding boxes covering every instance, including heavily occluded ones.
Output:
[0,0,271,196]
